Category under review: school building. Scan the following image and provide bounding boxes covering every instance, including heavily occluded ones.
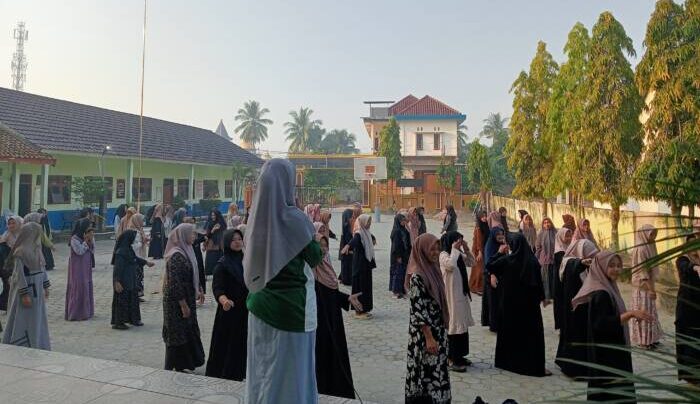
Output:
[0,87,262,230]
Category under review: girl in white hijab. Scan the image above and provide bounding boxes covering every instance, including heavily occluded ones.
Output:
[243,158,323,404]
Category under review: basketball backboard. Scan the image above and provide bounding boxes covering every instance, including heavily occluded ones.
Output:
[354,157,387,181]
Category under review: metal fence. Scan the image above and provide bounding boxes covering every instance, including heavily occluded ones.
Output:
[295,186,362,208]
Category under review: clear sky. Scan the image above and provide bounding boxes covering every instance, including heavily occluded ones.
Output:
[0,0,657,153]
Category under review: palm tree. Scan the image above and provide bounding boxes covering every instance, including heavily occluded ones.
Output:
[234,100,273,149]
[319,129,360,154]
[479,113,509,152]
[457,123,469,162]
[285,107,322,153]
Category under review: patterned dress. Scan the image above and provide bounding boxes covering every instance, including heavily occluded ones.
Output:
[405,274,451,403]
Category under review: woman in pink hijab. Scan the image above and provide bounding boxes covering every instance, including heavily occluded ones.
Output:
[629,224,662,349]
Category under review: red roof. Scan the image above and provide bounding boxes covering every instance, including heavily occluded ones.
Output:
[0,122,55,165]
[388,94,418,116]
[393,95,462,116]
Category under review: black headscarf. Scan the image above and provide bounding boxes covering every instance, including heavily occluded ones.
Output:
[205,208,227,245]
[518,210,529,221]
[341,209,353,237]
[116,204,128,219]
[441,231,470,298]
[71,218,92,241]
[505,232,542,288]
[173,208,187,227]
[111,229,137,265]
[220,228,244,282]
[390,213,407,239]
[484,227,506,267]
[475,210,490,248]
[391,213,410,257]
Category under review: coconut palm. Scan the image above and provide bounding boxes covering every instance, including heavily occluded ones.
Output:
[318,129,360,154]
[479,112,509,152]
[234,100,273,149]
[457,123,469,162]
[285,107,322,153]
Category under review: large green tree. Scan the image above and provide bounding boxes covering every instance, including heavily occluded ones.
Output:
[285,107,322,153]
[635,0,700,216]
[233,100,273,149]
[546,22,591,203]
[577,11,644,248]
[377,118,402,204]
[479,113,514,195]
[318,129,360,154]
[465,139,493,209]
[505,41,559,215]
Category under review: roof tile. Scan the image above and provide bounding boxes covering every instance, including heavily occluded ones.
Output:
[0,122,55,164]
[393,95,462,116]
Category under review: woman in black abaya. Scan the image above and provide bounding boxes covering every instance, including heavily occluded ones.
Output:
[482,226,505,331]
[486,232,550,377]
[338,209,354,286]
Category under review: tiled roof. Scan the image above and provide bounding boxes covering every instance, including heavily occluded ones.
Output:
[393,95,462,117]
[388,95,418,116]
[0,87,262,167]
[0,122,55,164]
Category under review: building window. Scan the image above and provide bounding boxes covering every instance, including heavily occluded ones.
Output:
[416,133,423,151]
[48,175,71,205]
[374,136,379,151]
[224,180,233,198]
[203,180,219,199]
[132,177,152,202]
[433,133,441,150]
[85,176,114,203]
[177,179,190,199]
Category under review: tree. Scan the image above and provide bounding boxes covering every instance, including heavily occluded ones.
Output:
[457,123,469,163]
[576,11,644,249]
[318,129,360,154]
[377,118,402,206]
[437,156,458,202]
[546,22,591,205]
[480,113,509,153]
[505,41,559,216]
[285,107,323,153]
[479,113,514,195]
[465,139,492,209]
[231,162,255,203]
[234,100,273,149]
[71,177,108,208]
[634,0,700,216]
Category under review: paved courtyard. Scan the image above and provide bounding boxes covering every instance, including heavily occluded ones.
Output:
[1,211,678,403]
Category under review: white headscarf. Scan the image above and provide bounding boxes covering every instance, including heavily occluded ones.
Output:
[559,239,599,280]
[164,223,200,298]
[356,214,375,262]
[243,159,315,293]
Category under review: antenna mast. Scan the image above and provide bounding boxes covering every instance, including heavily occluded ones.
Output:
[11,22,29,91]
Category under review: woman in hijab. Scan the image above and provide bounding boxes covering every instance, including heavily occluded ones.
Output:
[338,208,354,286]
[65,218,95,321]
[469,211,489,295]
[555,239,600,378]
[405,233,451,403]
[319,210,336,239]
[184,217,206,294]
[487,211,503,230]
[148,204,165,259]
[162,223,205,372]
[562,214,577,232]
[204,208,227,276]
[117,207,136,239]
[572,218,598,247]
[226,204,242,229]
[37,209,55,271]
[206,229,248,381]
[487,233,549,377]
[416,206,427,235]
[315,235,362,398]
[630,224,662,349]
[24,212,55,274]
[517,209,529,228]
[113,204,128,238]
[440,231,476,372]
[406,207,421,244]
[0,215,23,311]
[390,213,411,298]
[675,234,700,384]
[572,251,651,402]
[552,227,572,330]
[482,226,505,331]
[314,222,330,241]
[519,214,537,251]
[498,207,510,233]
[243,159,322,403]
[351,204,363,234]
[126,213,149,299]
[173,207,187,228]
[1,222,51,350]
[111,230,154,330]
[346,214,377,319]
[534,217,557,303]
[441,204,458,233]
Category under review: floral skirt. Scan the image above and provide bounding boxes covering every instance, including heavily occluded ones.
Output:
[630,287,662,346]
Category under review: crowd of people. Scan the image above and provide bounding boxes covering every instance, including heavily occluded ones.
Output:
[0,159,699,403]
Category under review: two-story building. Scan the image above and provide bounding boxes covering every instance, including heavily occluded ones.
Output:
[362,94,465,196]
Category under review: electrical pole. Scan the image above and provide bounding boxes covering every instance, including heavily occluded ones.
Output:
[11,22,29,91]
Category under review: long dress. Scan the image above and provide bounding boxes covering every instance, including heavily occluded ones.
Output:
[440,248,476,366]
[630,268,662,347]
[555,258,590,378]
[1,258,51,350]
[349,233,376,314]
[389,225,411,295]
[482,228,503,331]
[65,236,94,321]
[0,243,11,311]
[148,217,165,259]
[469,226,486,294]
[338,211,353,286]
[675,256,700,383]
[552,250,565,330]
[205,252,248,381]
[585,290,636,402]
[246,241,322,404]
[487,249,546,377]
[162,252,205,371]
[132,231,148,296]
[315,281,355,398]
[405,274,451,403]
[205,225,224,276]
[193,233,206,294]
[111,247,146,326]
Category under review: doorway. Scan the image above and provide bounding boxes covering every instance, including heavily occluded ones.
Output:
[18,174,32,216]
[163,178,174,205]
